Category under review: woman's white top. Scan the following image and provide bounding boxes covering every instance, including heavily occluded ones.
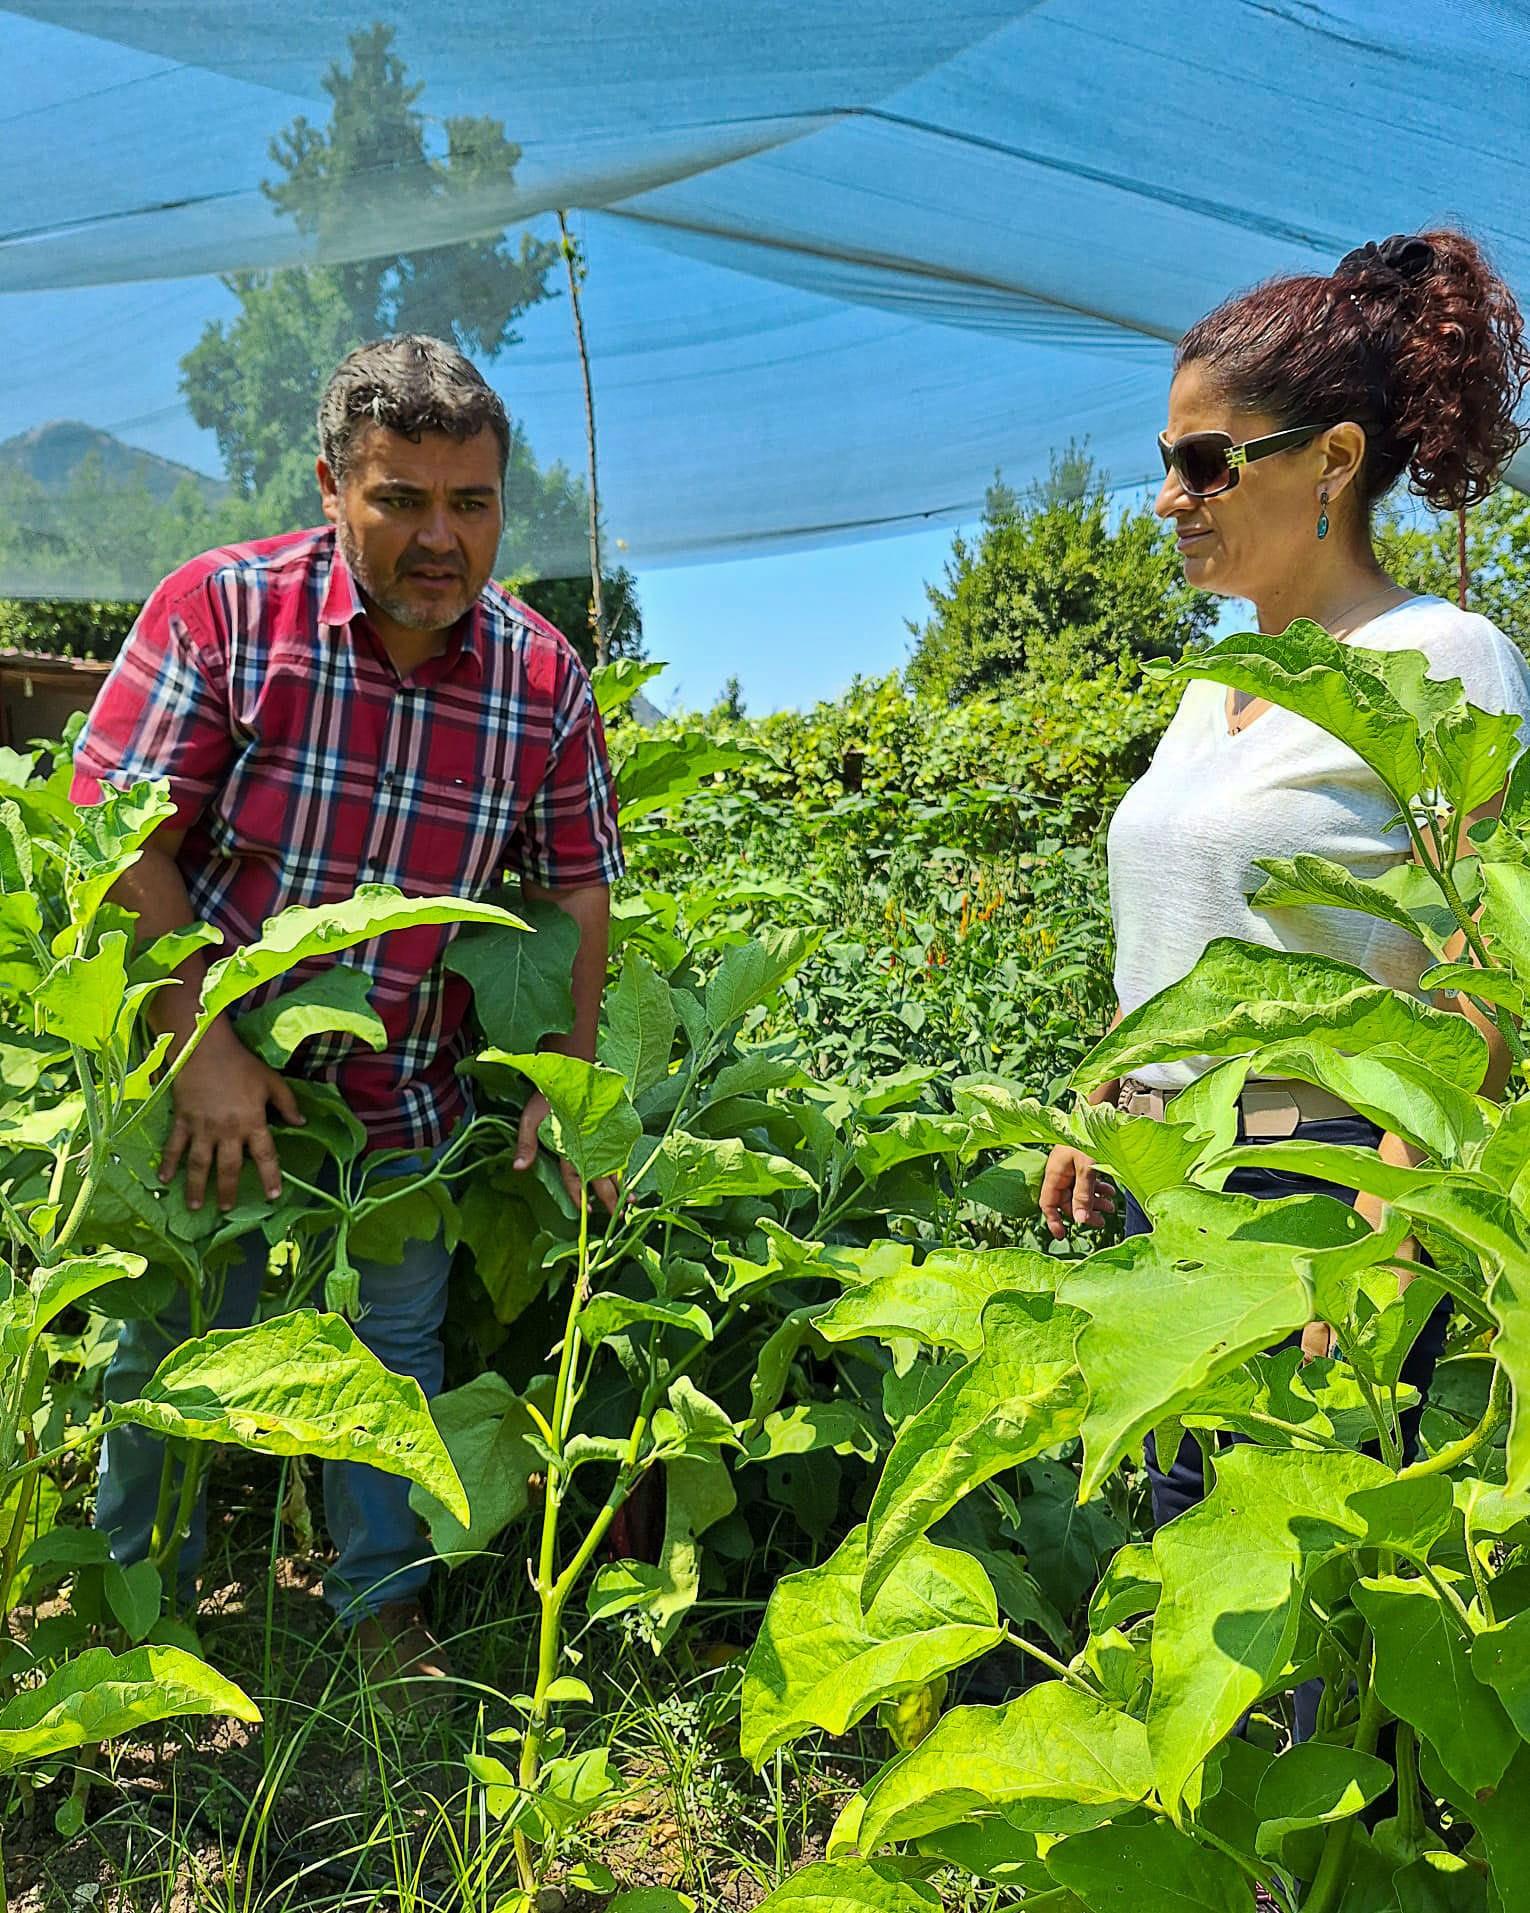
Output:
[1106,597,1530,1089]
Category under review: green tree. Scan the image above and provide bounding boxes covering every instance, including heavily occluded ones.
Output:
[181,23,558,522]
[906,447,1214,704]
[1375,488,1530,658]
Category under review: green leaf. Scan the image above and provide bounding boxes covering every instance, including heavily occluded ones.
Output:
[617,732,750,822]
[517,1745,622,1841]
[37,930,129,1051]
[65,780,178,926]
[0,1644,258,1769]
[1075,939,1487,1095]
[1249,854,1451,951]
[954,1080,1210,1205]
[740,1527,1002,1767]
[408,1373,543,1559]
[1148,1445,1393,1813]
[1470,1608,1530,1739]
[543,1675,593,1704]
[1480,861,1530,982]
[1420,1740,1530,1908]
[1248,1037,1491,1165]
[648,1131,816,1207]
[444,899,575,1052]
[235,966,387,1067]
[115,1309,469,1525]
[914,1820,1051,1890]
[1355,1574,1518,1799]
[651,1376,740,1454]
[741,1401,880,1463]
[706,927,823,1032]
[962,1151,1047,1215]
[752,1861,940,1912]
[816,1249,1058,1358]
[592,657,665,718]
[855,1681,1153,1849]
[639,1452,737,1645]
[127,921,223,986]
[863,1293,1086,1606]
[1061,1186,1385,1498]
[1046,1820,1249,1912]
[853,1113,974,1180]
[602,948,677,1099]
[578,1292,713,1347]
[104,1559,163,1644]
[482,1050,640,1184]
[196,884,525,1025]
[609,1894,697,1913]
[0,796,33,894]
[347,1178,458,1266]
[25,1252,146,1338]
[1252,1743,1393,1856]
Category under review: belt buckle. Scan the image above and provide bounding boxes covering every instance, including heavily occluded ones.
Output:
[1241,1083,1302,1140]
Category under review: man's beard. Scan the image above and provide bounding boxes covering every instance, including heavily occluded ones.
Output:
[337,521,475,632]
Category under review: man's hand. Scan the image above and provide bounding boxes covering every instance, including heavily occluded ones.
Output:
[513,1089,619,1217]
[161,1027,304,1212]
[1038,1144,1116,1241]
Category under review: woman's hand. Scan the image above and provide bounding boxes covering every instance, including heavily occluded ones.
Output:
[1039,1145,1116,1241]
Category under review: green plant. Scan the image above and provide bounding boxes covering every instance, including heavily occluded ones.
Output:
[741,623,1530,1909]
[0,761,497,1869]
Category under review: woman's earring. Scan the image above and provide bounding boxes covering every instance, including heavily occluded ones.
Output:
[1317,488,1330,540]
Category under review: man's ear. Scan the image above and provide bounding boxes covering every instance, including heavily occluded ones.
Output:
[316,456,341,525]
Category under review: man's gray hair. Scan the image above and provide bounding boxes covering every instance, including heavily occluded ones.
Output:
[318,335,511,483]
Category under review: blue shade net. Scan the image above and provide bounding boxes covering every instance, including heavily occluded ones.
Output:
[2,0,1528,598]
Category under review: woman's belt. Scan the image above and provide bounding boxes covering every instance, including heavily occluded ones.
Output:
[1117,1075,1355,1137]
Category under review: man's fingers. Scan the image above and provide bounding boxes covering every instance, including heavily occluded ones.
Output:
[268,1075,305,1128]
[557,1157,584,1208]
[183,1136,214,1212]
[592,1175,620,1217]
[160,1117,190,1185]
[1073,1164,1097,1222]
[513,1102,542,1172]
[248,1124,283,1201]
[215,1136,245,1213]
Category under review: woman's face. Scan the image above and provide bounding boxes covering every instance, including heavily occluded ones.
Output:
[1155,359,1334,606]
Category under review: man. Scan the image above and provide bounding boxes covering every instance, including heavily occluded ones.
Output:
[73,334,623,1703]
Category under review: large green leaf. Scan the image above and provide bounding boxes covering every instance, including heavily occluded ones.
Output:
[444,899,574,1052]
[854,1681,1153,1849]
[18,1252,147,1342]
[36,931,129,1051]
[1479,861,1530,980]
[740,1527,1002,1767]
[752,1862,940,1912]
[1247,1038,1492,1165]
[482,1051,641,1184]
[1248,855,1456,954]
[1355,1574,1518,1799]
[1148,1445,1393,1812]
[648,1132,815,1207]
[0,1644,258,1768]
[408,1372,544,1558]
[852,1113,975,1180]
[705,927,823,1033]
[236,966,387,1067]
[0,794,33,895]
[1046,1819,1249,1912]
[601,948,677,1099]
[64,779,178,927]
[1420,1741,1530,1908]
[591,657,665,718]
[954,1082,1209,1204]
[646,1452,737,1645]
[1470,1608,1530,1739]
[1060,1186,1386,1498]
[114,1309,468,1523]
[1075,940,1487,1095]
[862,1293,1086,1605]
[616,732,750,822]
[1251,1743,1392,1856]
[196,885,524,1024]
[816,1249,1057,1358]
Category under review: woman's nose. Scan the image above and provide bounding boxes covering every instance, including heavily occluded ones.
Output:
[1154,470,1187,519]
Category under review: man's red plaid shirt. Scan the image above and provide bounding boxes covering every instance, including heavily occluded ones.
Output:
[72,527,624,1151]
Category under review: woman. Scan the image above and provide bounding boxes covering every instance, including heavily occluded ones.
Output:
[1041,228,1530,1529]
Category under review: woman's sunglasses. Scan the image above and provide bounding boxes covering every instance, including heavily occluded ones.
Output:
[1157,424,1332,499]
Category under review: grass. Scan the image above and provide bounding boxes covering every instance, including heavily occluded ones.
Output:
[3,1450,905,1913]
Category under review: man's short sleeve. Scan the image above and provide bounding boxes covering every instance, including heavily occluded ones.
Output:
[70,583,232,827]
[508,657,625,889]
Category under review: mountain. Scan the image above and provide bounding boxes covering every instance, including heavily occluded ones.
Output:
[0,421,226,504]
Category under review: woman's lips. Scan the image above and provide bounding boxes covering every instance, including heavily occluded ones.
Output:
[1176,527,1213,551]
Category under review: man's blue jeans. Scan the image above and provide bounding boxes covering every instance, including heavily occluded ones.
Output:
[95,1159,452,1622]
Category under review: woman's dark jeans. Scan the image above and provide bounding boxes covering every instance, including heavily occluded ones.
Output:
[1123,1113,1451,1531]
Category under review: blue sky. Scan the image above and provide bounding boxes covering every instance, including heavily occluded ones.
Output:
[631,523,959,716]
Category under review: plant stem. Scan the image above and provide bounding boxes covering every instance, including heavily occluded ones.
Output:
[557,210,609,668]
[1001,1626,1097,1696]
[1400,1360,1509,1478]
[1304,1663,1387,1913]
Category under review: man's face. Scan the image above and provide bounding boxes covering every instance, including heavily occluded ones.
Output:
[318,424,504,636]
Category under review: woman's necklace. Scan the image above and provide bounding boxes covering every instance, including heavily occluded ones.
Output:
[1227,581,1413,735]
